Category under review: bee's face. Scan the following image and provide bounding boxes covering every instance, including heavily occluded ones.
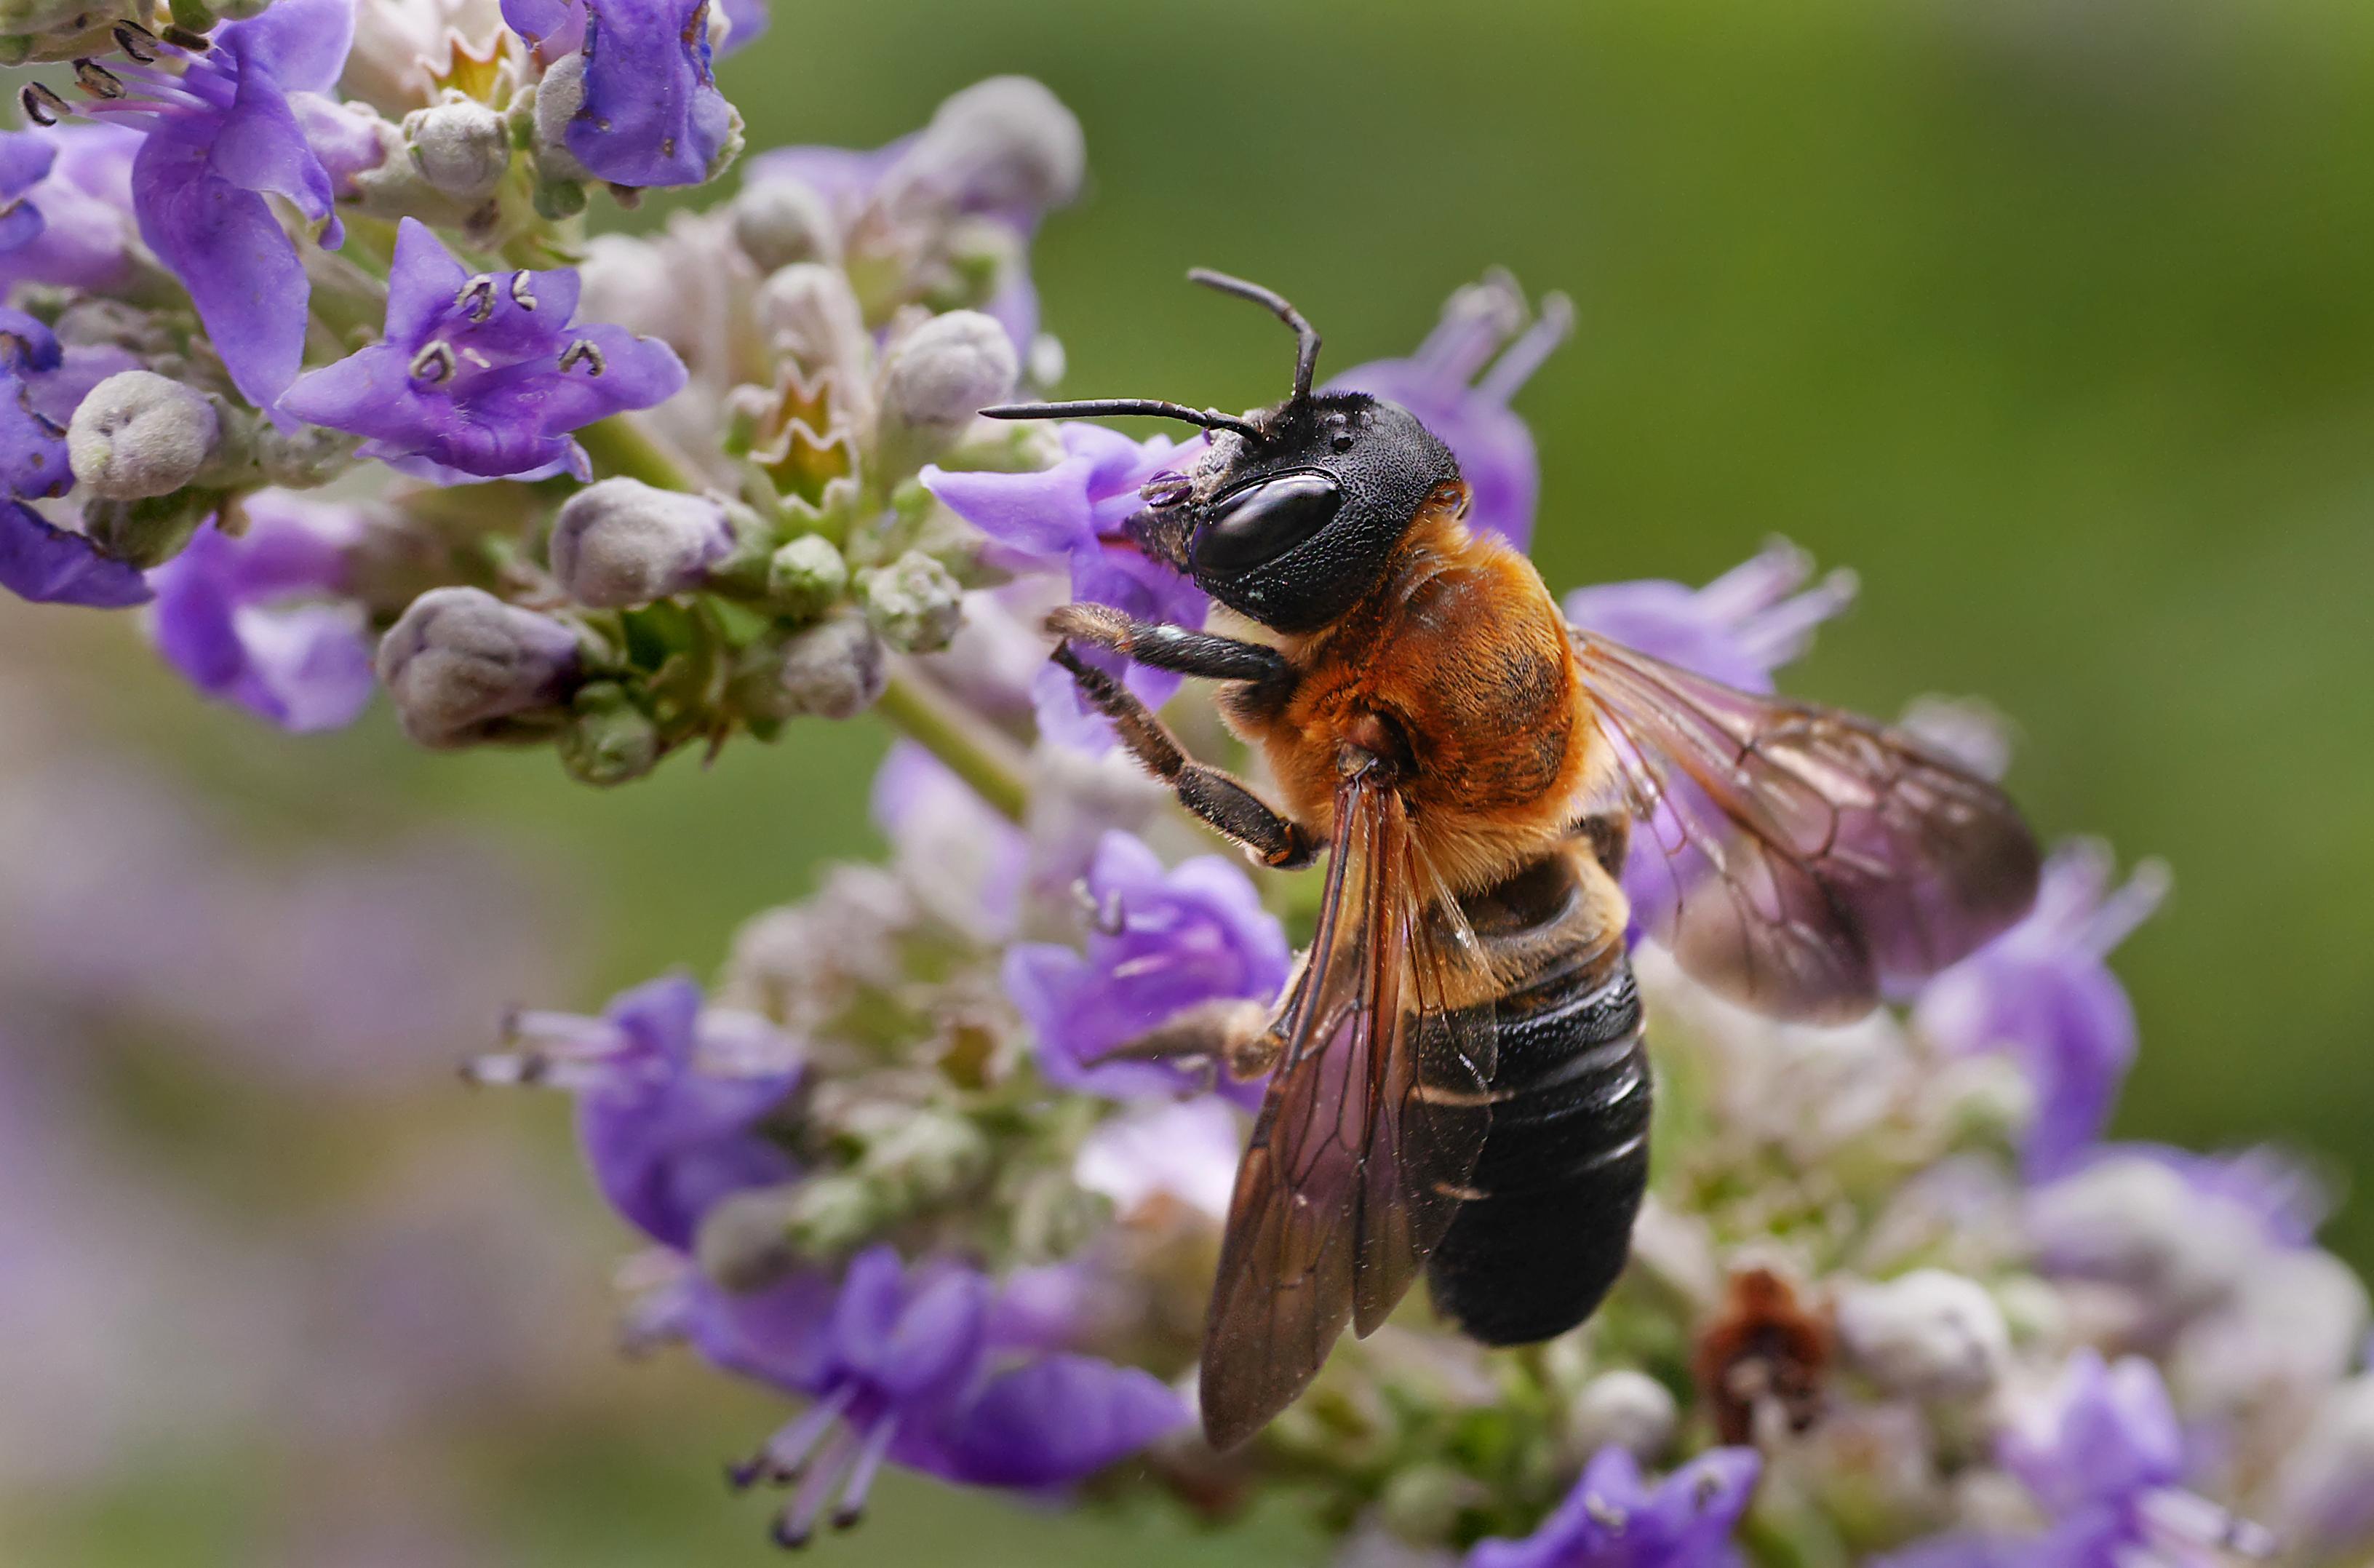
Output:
[1129,391,1459,634]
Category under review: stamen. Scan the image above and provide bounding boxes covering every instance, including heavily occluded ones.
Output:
[160,24,212,51]
[2076,859,2172,958]
[454,274,498,323]
[1581,1494,1628,1532]
[72,60,127,100]
[737,1383,859,1490]
[20,84,68,126]
[1139,471,1192,508]
[2138,1487,2277,1559]
[111,21,161,63]
[557,339,606,375]
[409,341,458,384]
[1476,290,1577,405]
[829,1415,899,1529]
[503,1007,622,1055]
[509,271,538,310]
[771,1433,857,1550]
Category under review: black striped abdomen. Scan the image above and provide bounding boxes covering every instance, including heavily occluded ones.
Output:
[1425,851,1651,1346]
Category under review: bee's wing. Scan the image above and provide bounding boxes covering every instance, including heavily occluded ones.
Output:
[1198,763,1497,1452]
[1569,628,2041,1024]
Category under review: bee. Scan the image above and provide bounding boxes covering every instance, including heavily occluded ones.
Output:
[984,271,2041,1452]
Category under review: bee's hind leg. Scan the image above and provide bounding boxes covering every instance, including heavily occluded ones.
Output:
[1086,997,1286,1085]
[1049,640,1318,870]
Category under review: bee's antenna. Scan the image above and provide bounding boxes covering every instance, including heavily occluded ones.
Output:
[1188,268,1321,402]
[979,398,1264,440]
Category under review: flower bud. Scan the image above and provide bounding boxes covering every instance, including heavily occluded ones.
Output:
[733,178,839,271]
[2274,1376,2374,1556]
[776,611,886,719]
[877,309,1016,455]
[527,55,593,184]
[693,1186,805,1292]
[557,681,661,787]
[860,1107,991,1206]
[1564,1369,1678,1462]
[66,370,220,500]
[858,549,963,653]
[781,1172,883,1257]
[766,533,848,618]
[1377,1464,1472,1545]
[1836,1269,2009,1400]
[404,95,511,202]
[548,478,733,608]
[755,262,871,385]
[897,76,1086,221]
[376,586,581,748]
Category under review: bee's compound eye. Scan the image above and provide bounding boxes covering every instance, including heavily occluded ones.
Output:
[1192,471,1344,573]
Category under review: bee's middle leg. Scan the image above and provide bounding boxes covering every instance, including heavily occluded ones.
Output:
[1086,996,1286,1084]
[1049,641,1318,869]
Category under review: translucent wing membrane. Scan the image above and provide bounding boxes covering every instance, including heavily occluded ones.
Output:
[1199,764,1497,1451]
[1569,629,2040,1025]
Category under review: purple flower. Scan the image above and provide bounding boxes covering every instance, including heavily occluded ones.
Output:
[1330,272,1572,551]
[1884,1353,2267,1568]
[1915,842,2167,1179]
[872,740,1028,939]
[0,311,147,608]
[146,493,374,732]
[716,0,768,54]
[65,0,354,408]
[466,974,801,1251]
[1562,540,1857,696]
[923,422,1206,749]
[0,124,141,293]
[1466,1446,1761,1568]
[1003,830,1289,1104]
[696,1246,1185,1545]
[281,218,687,482]
[507,0,736,188]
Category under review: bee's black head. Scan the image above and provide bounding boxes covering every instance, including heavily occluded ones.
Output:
[982,270,1461,634]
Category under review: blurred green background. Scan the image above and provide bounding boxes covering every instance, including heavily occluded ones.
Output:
[6,0,2373,1561]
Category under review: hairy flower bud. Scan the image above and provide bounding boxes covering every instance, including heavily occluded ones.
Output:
[776,611,886,719]
[1836,1270,2010,1399]
[877,309,1016,461]
[2275,1376,2374,1556]
[1564,1369,1679,1462]
[767,533,848,618]
[894,76,1086,222]
[756,262,871,385]
[404,94,511,202]
[859,1107,991,1206]
[557,680,661,787]
[527,54,594,184]
[781,1172,883,1257]
[549,478,734,608]
[66,370,220,500]
[733,178,839,271]
[859,549,963,653]
[693,1186,806,1292]
[376,586,581,747]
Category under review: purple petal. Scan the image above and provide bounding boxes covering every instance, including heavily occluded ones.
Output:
[687,1270,840,1391]
[921,456,1099,557]
[132,130,309,408]
[936,1356,1188,1487]
[0,132,56,199]
[211,64,336,227]
[215,0,358,96]
[0,126,140,295]
[0,502,151,607]
[384,217,473,347]
[501,0,587,52]
[566,0,735,188]
[715,0,768,54]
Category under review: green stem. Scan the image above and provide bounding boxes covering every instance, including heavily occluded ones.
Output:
[580,414,703,491]
[875,664,1032,824]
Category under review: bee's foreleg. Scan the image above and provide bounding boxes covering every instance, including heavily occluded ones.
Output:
[1046,603,1294,692]
[1049,640,1319,869]
[1086,997,1284,1084]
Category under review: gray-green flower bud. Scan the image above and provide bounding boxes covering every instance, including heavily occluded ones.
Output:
[875,309,1016,469]
[776,611,887,720]
[1836,1269,2009,1400]
[376,586,581,748]
[898,76,1086,221]
[1564,1369,1678,1462]
[767,533,848,619]
[733,178,839,271]
[781,1173,883,1258]
[404,94,511,203]
[557,681,661,787]
[756,262,872,386]
[549,478,735,608]
[858,549,963,653]
[527,55,594,184]
[859,1107,990,1206]
[66,370,220,501]
[693,1186,806,1292]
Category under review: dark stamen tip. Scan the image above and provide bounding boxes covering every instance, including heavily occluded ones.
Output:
[829,1504,864,1532]
[72,60,127,100]
[20,85,62,127]
[111,22,159,62]
[769,1519,813,1551]
[159,24,212,50]
[725,1458,765,1492]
